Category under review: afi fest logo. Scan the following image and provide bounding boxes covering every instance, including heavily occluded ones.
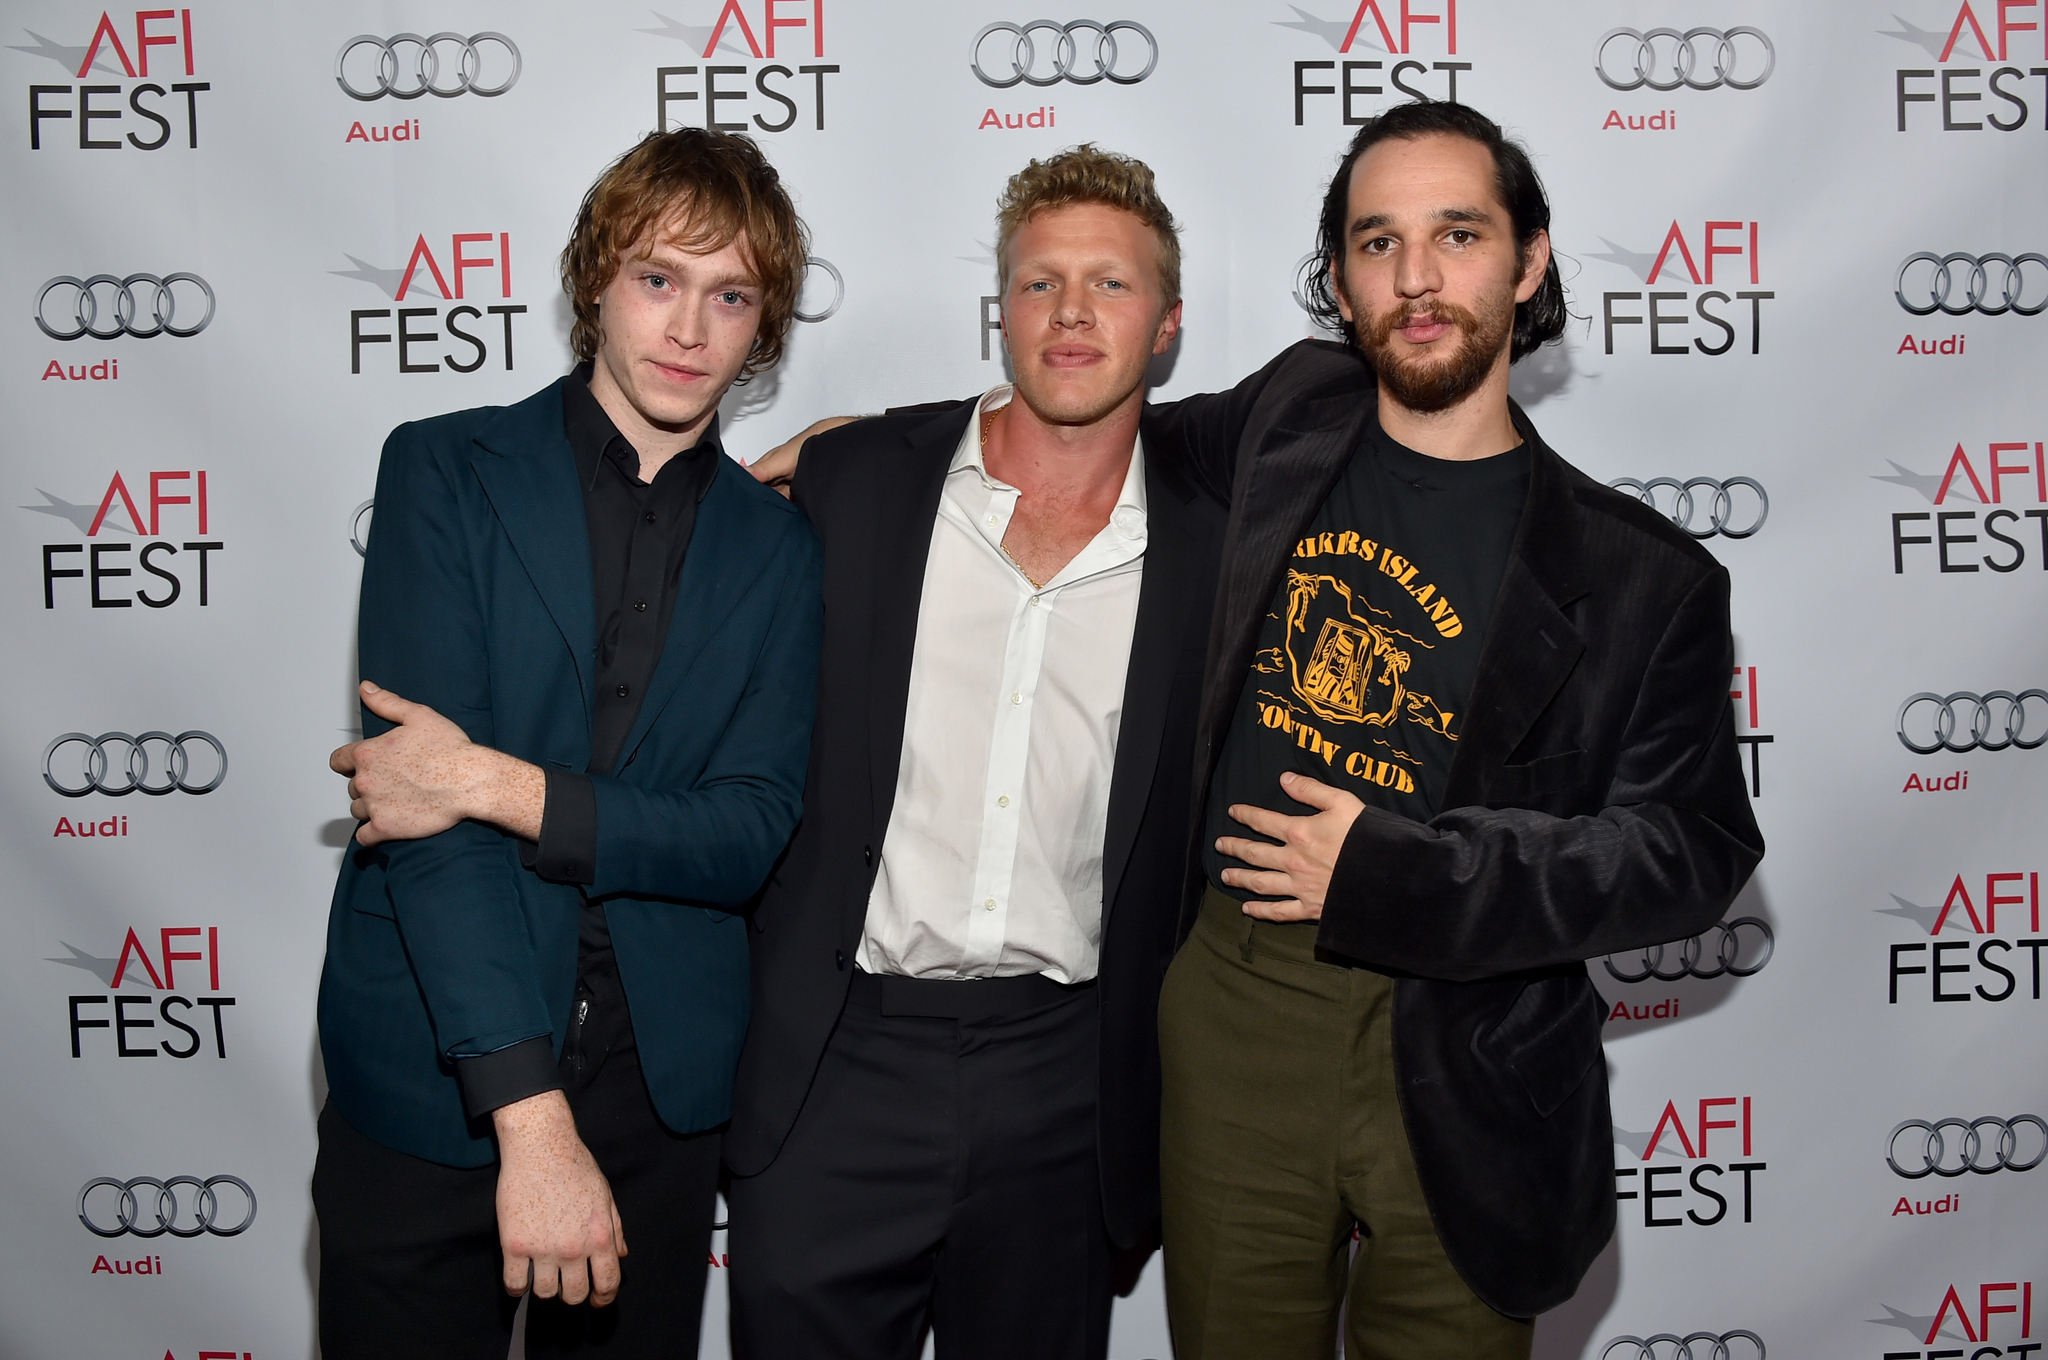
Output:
[1882,867,2047,1005]
[1279,0,1471,126]
[23,469,223,610]
[647,0,838,134]
[18,9,209,150]
[335,232,527,375]
[1589,219,1774,356]
[52,925,238,1059]
[1880,439,2048,573]
[336,31,519,147]
[1869,1280,2038,1356]
[1612,1097,1766,1228]
[1888,0,2048,131]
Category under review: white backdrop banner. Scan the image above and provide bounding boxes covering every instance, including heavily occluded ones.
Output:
[4,2,2045,1358]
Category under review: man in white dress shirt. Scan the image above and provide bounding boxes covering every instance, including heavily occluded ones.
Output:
[724,146,1226,1360]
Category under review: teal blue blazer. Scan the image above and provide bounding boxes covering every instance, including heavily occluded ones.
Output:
[318,378,822,1167]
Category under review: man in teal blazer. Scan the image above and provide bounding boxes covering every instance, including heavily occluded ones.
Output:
[316,129,821,1360]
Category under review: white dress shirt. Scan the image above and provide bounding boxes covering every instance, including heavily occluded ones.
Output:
[857,385,1148,985]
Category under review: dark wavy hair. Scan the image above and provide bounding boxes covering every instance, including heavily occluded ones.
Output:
[560,127,809,379]
[1302,101,1566,363]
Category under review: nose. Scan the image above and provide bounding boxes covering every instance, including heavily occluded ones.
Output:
[665,292,707,350]
[1394,241,1443,301]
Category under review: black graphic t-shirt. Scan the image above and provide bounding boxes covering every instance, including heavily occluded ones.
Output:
[1203,420,1529,898]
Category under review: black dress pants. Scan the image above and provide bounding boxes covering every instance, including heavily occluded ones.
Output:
[726,970,1112,1360]
[314,972,721,1360]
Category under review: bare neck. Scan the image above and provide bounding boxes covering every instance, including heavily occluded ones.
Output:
[982,387,1141,513]
[1375,348,1523,462]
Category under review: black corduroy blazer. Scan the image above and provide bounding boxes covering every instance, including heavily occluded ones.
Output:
[1148,340,1765,1318]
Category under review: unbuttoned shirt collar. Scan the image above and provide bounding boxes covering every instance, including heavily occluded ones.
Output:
[946,384,1149,592]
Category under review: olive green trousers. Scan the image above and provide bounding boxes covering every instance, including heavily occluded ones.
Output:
[1158,885,1534,1360]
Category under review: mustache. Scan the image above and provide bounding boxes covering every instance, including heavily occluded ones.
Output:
[1363,300,1482,347]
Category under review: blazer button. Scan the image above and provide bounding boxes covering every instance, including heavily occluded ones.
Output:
[835,950,846,971]
[863,845,874,868]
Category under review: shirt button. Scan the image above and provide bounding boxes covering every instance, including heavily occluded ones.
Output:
[987,515,999,526]
[997,795,1010,808]
[1010,692,1022,705]
[984,898,997,911]
[633,599,648,613]
[615,684,630,698]
[644,511,657,524]
[1028,596,1041,608]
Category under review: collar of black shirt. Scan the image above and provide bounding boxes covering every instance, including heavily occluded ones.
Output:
[563,361,721,502]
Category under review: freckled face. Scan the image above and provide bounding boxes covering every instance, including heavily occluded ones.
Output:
[591,220,764,437]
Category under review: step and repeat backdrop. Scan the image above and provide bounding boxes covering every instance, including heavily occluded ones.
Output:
[4,2,2045,1358]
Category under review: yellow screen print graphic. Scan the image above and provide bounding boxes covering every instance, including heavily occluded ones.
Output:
[1248,566,1460,796]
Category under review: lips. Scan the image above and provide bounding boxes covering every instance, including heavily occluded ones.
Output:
[647,358,710,383]
[1394,313,1457,343]
[1041,345,1105,368]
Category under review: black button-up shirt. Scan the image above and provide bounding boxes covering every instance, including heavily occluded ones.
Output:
[453,366,721,1119]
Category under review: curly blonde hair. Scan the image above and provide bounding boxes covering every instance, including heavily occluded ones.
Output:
[560,128,810,377]
[995,144,1181,305]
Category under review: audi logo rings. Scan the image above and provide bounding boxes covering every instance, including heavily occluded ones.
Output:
[1609,477,1768,540]
[795,257,844,324]
[43,731,228,797]
[1896,690,2048,754]
[36,274,214,341]
[335,32,521,101]
[350,499,375,558]
[1895,251,2048,317]
[1886,1116,2048,1178]
[1599,1334,1765,1360]
[971,20,1158,87]
[1595,27,1774,91]
[79,1175,257,1238]
[1604,918,1773,983]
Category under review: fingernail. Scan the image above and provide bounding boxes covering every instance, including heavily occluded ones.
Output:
[362,681,381,693]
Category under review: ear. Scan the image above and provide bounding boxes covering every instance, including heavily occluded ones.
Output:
[1330,259,1354,325]
[1515,229,1551,305]
[1153,299,1183,355]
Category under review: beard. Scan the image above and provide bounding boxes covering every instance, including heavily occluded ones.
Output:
[1351,283,1515,414]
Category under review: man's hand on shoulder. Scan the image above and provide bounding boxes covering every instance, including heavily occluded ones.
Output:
[330,681,544,844]
[491,1091,628,1306]
[1215,772,1366,922]
[748,415,859,497]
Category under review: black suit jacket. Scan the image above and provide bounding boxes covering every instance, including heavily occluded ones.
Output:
[1148,340,1765,1317]
[724,400,1226,1249]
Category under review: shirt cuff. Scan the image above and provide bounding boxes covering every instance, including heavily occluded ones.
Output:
[453,1037,562,1120]
[534,768,598,885]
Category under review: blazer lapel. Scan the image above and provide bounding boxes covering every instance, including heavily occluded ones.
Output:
[1440,411,1591,808]
[1099,454,1199,917]
[866,407,972,833]
[469,381,596,726]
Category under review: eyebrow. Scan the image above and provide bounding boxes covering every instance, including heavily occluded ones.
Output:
[1349,205,1498,238]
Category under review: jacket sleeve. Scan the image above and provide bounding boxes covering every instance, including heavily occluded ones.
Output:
[1142,344,1301,505]
[354,423,556,1060]
[578,518,824,906]
[1316,567,1764,982]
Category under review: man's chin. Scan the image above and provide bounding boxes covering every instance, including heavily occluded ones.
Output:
[1012,371,1143,429]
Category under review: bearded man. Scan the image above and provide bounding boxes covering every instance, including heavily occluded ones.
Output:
[1143,101,1765,1358]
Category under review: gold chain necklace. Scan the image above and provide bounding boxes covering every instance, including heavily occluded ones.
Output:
[981,403,1044,590]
